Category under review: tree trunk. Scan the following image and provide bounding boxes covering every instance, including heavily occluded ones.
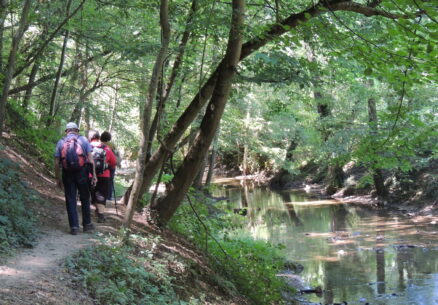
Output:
[46,30,70,127]
[146,80,164,159]
[123,0,171,229]
[242,108,250,175]
[163,0,197,102]
[145,0,198,161]
[150,0,245,225]
[83,104,90,135]
[205,131,219,187]
[70,39,85,123]
[368,94,387,200]
[108,85,118,133]
[22,58,41,111]
[0,0,32,137]
[192,155,207,189]
[0,0,8,74]
[21,25,50,111]
[46,0,73,127]
[285,139,298,162]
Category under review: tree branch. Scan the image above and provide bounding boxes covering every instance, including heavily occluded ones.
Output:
[13,0,86,78]
[328,1,422,19]
[9,50,112,95]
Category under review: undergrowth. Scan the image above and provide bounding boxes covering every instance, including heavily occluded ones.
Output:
[0,149,39,257]
[168,192,291,305]
[66,234,207,305]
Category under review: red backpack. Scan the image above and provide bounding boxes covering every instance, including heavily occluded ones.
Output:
[60,135,86,171]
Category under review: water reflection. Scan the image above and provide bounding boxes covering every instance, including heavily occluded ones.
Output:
[213,180,438,305]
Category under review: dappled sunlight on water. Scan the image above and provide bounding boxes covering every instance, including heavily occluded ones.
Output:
[213,182,438,305]
[284,200,344,206]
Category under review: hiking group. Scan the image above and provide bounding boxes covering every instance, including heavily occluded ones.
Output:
[54,122,120,235]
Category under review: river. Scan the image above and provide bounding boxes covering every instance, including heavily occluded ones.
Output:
[213,178,438,305]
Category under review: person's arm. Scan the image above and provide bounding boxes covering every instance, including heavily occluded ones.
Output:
[54,157,62,189]
[88,151,97,185]
[106,147,117,169]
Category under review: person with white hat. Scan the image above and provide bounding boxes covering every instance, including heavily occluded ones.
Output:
[54,122,97,235]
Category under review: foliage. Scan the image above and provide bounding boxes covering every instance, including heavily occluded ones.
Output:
[65,233,206,305]
[168,192,291,305]
[7,100,60,168]
[0,153,39,257]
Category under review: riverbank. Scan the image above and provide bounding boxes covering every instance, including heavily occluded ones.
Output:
[265,158,438,217]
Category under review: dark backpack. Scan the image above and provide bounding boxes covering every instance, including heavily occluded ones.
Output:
[60,135,86,171]
[92,144,108,175]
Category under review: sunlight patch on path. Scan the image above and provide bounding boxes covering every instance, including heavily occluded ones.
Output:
[0,228,95,287]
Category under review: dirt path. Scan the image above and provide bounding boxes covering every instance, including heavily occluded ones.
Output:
[0,225,96,305]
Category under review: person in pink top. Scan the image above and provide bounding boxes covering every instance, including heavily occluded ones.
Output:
[88,130,117,223]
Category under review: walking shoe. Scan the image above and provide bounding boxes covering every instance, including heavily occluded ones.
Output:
[70,228,79,235]
[83,223,95,232]
[97,213,106,223]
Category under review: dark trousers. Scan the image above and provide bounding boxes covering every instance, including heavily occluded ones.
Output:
[92,177,110,205]
[62,167,92,229]
[108,168,116,199]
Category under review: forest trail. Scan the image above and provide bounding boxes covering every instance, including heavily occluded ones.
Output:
[0,142,107,305]
[0,226,95,305]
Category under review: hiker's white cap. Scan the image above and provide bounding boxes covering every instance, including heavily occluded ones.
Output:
[65,122,79,131]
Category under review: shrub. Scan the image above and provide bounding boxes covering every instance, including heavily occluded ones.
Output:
[0,152,38,257]
[7,99,60,168]
[168,193,290,305]
[66,234,205,305]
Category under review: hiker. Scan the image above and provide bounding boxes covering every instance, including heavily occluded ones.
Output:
[88,130,117,223]
[54,122,97,235]
[100,131,121,201]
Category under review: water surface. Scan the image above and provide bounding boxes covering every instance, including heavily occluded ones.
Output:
[213,179,438,305]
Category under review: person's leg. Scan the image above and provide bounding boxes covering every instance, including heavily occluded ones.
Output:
[76,167,92,228]
[95,177,109,222]
[62,171,79,233]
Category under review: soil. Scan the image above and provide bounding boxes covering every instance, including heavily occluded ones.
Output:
[0,139,248,305]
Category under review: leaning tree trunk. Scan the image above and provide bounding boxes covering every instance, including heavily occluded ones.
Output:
[46,30,70,127]
[133,0,400,211]
[0,0,31,137]
[46,0,72,127]
[149,0,245,225]
[123,0,170,229]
